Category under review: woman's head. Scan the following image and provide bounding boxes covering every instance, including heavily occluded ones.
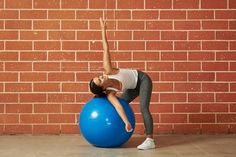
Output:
[89,75,108,97]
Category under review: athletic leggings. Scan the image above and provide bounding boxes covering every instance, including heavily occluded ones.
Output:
[120,70,153,135]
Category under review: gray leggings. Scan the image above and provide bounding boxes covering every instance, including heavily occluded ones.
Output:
[120,70,153,135]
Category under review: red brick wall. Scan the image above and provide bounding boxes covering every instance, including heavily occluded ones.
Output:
[0,0,236,134]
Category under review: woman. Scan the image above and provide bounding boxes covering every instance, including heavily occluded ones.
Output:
[89,18,155,150]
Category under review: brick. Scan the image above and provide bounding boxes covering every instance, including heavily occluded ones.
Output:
[230,103,236,112]
[161,114,187,123]
[117,62,145,71]
[134,31,160,40]
[216,93,236,102]
[20,31,47,40]
[175,41,200,50]
[48,114,75,123]
[20,52,47,61]
[18,72,46,84]
[0,10,18,19]
[20,94,46,103]
[48,72,75,81]
[154,83,173,92]
[76,93,93,103]
[118,21,144,30]
[202,41,228,50]
[34,41,61,50]
[175,21,200,30]
[0,72,18,81]
[34,104,61,113]
[62,41,88,50]
[61,62,88,71]
[231,84,236,92]
[6,41,32,50]
[62,83,88,92]
[49,31,75,40]
[230,41,236,50]
[0,94,18,102]
[216,31,236,40]
[33,125,60,134]
[174,104,200,113]
[5,83,32,92]
[76,52,102,61]
[202,124,229,134]
[160,93,186,102]
[0,0,3,8]
[34,21,60,29]
[61,125,80,134]
[147,62,173,71]
[147,41,173,50]
[188,93,214,102]
[0,31,18,40]
[161,52,187,61]
[91,41,117,50]
[77,31,101,40]
[33,83,60,92]
[6,104,32,113]
[189,31,215,40]
[151,103,173,113]
[188,11,214,19]
[189,52,215,60]
[0,104,4,113]
[61,21,88,29]
[5,125,32,134]
[146,0,172,9]
[20,10,47,19]
[230,62,236,71]
[161,31,187,40]
[229,0,236,8]
[160,11,186,19]
[189,114,215,123]
[0,52,18,61]
[202,83,229,92]
[118,41,145,50]
[76,11,102,19]
[217,73,236,81]
[146,21,173,30]
[202,21,228,29]
[161,72,187,81]
[48,52,75,61]
[117,0,144,9]
[202,103,228,112]
[106,11,131,19]
[0,114,19,123]
[201,0,227,9]
[89,0,115,9]
[34,62,60,71]
[133,52,159,61]
[5,20,31,29]
[132,11,158,19]
[62,0,88,8]
[48,11,75,19]
[154,124,172,134]
[62,104,82,113]
[5,62,32,71]
[20,114,47,124]
[174,124,201,134]
[34,0,60,8]
[173,0,199,9]
[6,0,32,8]
[175,83,201,92]
[216,10,236,19]
[217,114,236,123]
[202,62,228,71]
[230,21,236,29]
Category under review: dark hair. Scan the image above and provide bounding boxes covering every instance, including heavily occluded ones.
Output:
[89,79,106,97]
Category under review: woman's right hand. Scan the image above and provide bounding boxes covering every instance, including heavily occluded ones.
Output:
[99,17,106,29]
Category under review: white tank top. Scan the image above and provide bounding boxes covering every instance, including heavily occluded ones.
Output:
[107,69,138,92]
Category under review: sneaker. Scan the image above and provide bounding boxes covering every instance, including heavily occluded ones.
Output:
[137,138,156,150]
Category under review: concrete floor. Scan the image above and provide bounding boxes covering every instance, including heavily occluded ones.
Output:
[0,134,235,157]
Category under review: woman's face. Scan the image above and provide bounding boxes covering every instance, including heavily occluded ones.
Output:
[93,75,108,87]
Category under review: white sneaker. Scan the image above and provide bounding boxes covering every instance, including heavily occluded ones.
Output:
[137,138,156,150]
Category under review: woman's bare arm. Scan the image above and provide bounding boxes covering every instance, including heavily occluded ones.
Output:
[100,18,113,75]
[107,91,133,132]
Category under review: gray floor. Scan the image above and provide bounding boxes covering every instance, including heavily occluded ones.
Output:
[0,134,235,157]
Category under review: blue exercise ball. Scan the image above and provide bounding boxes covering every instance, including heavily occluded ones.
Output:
[79,96,135,148]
